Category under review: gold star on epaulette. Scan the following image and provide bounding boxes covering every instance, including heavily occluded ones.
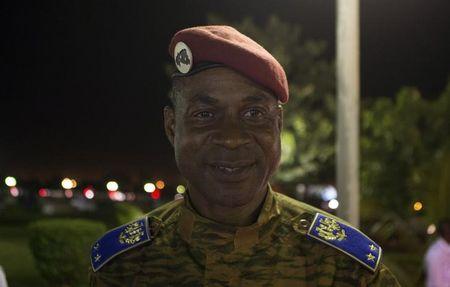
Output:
[366,253,376,262]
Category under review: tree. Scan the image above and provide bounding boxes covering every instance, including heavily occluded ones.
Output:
[361,83,450,219]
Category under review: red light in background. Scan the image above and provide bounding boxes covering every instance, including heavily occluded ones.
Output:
[83,186,93,193]
[83,186,95,199]
[151,189,160,200]
[84,190,94,199]
[38,188,48,197]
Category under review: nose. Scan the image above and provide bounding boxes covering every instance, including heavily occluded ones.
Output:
[211,119,251,150]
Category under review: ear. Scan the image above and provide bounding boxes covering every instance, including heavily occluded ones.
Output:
[164,106,176,146]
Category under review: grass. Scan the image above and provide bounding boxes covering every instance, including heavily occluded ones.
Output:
[0,225,47,287]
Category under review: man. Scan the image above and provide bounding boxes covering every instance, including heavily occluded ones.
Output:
[425,219,450,287]
[89,25,400,286]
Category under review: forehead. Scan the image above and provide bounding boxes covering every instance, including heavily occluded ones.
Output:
[175,67,277,105]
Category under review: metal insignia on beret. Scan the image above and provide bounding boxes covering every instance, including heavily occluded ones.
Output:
[174,41,193,74]
[91,218,151,272]
[306,213,382,272]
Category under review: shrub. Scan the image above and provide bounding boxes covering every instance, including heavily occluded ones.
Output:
[90,202,144,227]
[114,203,144,225]
[29,219,106,287]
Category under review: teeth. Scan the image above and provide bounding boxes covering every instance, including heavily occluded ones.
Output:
[217,166,240,172]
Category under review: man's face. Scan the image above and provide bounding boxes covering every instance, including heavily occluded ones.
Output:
[164,67,282,208]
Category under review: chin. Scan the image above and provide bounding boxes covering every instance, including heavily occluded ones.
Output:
[202,182,260,208]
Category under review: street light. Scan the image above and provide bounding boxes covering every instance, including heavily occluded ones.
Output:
[156,180,165,189]
[176,185,186,194]
[5,176,17,187]
[413,201,423,211]
[106,181,119,192]
[328,199,340,209]
[61,178,73,189]
[144,183,156,193]
[71,179,78,188]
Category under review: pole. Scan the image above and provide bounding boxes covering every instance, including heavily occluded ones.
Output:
[336,0,360,227]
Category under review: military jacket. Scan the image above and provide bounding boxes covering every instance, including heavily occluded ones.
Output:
[89,188,400,286]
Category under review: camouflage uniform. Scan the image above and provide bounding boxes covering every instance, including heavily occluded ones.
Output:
[89,187,400,286]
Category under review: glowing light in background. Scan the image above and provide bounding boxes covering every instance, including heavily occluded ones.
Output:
[38,188,48,198]
[108,191,125,201]
[115,191,126,201]
[176,185,186,194]
[106,181,119,192]
[151,189,161,200]
[84,189,94,199]
[328,199,339,209]
[5,176,17,187]
[108,191,115,200]
[156,180,165,189]
[71,179,78,188]
[413,201,423,211]
[427,224,436,235]
[61,178,74,189]
[321,186,337,201]
[144,183,156,193]
[83,187,95,199]
[10,187,19,197]
[65,189,73,198]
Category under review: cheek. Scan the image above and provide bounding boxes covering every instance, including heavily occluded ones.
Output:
[173,126,205,169]
[260,123,281,151]
[255,130,281,168]
[269,137,282,168]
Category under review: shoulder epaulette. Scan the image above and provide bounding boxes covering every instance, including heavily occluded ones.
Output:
[306,212,382,272]
[91,217,152,272]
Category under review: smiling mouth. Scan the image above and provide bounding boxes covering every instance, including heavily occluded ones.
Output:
[214,165,247,173]
[208,161,255,180]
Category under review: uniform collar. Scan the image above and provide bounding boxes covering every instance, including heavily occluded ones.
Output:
[177,184,280,250]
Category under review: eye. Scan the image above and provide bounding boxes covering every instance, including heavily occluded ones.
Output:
[194,111,214,119]
[243,108,264,118]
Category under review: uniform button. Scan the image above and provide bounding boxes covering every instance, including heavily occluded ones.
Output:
[299,219,310,229]
[293,218,310,234]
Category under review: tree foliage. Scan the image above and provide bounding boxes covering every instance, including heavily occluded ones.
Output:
[361,83,450,219]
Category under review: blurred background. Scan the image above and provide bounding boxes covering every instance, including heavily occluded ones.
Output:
[1,0,449,286]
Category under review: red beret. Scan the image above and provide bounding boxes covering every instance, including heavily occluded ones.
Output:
[168,25,289,103]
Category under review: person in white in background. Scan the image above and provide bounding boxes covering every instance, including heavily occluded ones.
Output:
[0,265,8,287]
[425,218,450,287]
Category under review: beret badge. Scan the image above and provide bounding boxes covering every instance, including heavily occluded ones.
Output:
[174,41,193,74]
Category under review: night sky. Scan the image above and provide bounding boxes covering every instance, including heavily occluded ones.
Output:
[1,0,449,182]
